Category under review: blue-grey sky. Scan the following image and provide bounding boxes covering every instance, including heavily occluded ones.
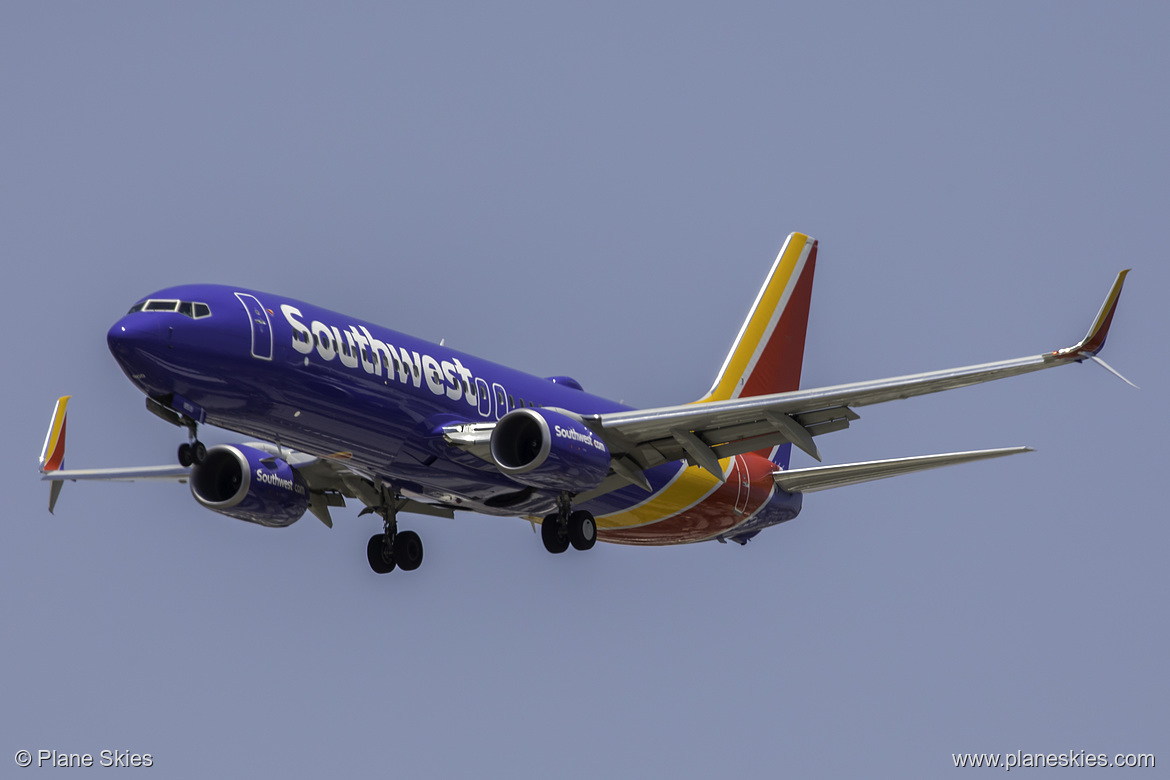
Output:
[3,3,1166,777]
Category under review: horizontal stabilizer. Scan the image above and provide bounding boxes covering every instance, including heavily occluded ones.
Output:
[773,446,1032,494]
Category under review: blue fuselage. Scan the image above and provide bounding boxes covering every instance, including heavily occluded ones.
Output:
[107,284,802,543]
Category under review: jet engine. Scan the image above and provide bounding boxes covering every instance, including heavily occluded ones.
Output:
[490,408,610,493]
[189,444,309,527]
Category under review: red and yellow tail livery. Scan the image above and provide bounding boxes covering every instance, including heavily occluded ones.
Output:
[699,232,818,402]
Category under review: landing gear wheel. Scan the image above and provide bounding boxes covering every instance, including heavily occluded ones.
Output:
[568,510,596,551]
[367,534,396,574]
[179,441,207,466]
[394,530,424,571]
[541,513,570,554]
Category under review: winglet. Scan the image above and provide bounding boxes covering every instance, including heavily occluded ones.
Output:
[40,396,71,513]
[40,396,71,473]
[1055,270,1129,359]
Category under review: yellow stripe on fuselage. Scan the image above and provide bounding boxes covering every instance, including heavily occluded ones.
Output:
[698,233,811,403]
[594,459,729,529]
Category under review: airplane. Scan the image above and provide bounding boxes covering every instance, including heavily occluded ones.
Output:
[39,233,1131,575]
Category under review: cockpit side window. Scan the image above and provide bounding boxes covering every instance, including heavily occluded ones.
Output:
[130,299,213,318]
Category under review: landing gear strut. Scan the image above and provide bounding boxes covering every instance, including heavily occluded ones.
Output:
[366,490,424,575]
[541,493,596,554]
[177,418,206,467]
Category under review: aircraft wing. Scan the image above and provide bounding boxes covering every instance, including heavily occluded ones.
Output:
[39,464,192,515]
[582,270,1130,482]
[41,465,191,482]
[39,395,453,526]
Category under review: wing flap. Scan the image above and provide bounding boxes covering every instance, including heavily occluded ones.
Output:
[773,447,1032,494]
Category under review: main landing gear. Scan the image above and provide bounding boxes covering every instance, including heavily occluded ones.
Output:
[177,418,206,467]
[541,493,596,554]
[366,493,424,575]
[177,441,206,467]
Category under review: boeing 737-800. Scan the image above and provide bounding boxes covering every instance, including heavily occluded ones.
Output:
[39,233,1130,575]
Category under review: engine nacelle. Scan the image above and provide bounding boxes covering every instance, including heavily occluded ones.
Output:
[189,444,309,527]
[489,408,610,493]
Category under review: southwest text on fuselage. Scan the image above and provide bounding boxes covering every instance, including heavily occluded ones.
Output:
[282,305,508,419]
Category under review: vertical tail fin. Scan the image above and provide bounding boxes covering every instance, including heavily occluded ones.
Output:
[699,232,817,403]
[696,233,817,470]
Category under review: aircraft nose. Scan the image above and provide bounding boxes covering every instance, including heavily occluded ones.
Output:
[107,315,164,363]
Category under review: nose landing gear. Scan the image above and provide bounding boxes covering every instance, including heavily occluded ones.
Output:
[177,418,206,467]
[177,440,206,467]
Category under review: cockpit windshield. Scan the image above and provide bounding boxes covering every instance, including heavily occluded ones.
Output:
[127,299,212,319]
